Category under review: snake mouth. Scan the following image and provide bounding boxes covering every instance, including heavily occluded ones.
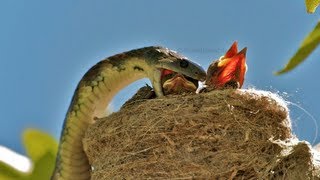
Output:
[160,69,199,95]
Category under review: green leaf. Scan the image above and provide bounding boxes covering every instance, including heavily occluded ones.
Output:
[22,128,58,163]
[27,152,56,180]
[0,161,27,180]
[22,128,58,179]
[275,21,320,75]
[305,0,320,13]
[0,129,58,180]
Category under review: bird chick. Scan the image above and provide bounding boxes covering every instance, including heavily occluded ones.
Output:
[205,41,247,90]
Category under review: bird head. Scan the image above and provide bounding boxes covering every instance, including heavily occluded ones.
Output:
[205,42,247,89]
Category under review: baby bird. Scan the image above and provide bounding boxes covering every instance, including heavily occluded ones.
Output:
[205,41,247,89]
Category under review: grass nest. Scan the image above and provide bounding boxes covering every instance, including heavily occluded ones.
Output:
[83,88,320,179]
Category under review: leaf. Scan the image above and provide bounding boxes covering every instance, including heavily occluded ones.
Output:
[305,0,320,13]
[22,128,58,163]
[22,128,58,179]
[0,161,27,180]
[27,152,56,180]
[275,21,320,75]
[0,129,58,180]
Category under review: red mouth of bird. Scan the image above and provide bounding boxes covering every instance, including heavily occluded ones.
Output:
[161,69,198,95]
[213,48,247,89]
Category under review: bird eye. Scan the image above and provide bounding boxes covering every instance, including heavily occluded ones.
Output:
[180,59,189,68]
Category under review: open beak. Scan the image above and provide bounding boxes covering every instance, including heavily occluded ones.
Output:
[206,42,247,89]
[162,73,198,95]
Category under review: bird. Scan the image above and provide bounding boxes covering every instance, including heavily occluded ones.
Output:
[161,69,200,95]
[205,41,247,90]
[51,46,206,180]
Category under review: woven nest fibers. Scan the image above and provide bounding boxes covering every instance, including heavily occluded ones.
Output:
[83,89,320,179]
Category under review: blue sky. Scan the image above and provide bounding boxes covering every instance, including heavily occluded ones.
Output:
[0,1,319,154]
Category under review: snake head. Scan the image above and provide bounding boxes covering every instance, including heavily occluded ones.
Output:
[148,47,206,96]
[205,42,247,89]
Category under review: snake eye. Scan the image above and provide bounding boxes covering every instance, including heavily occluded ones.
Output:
[180,59,189,68]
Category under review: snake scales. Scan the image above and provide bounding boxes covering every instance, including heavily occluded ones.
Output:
[51,46,206,180]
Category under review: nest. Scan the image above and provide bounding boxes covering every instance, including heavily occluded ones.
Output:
[83,88,320,179]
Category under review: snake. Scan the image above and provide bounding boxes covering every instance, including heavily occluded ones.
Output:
[51,46,206,180]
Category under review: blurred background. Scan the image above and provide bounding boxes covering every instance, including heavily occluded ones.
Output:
[0,0,319,156]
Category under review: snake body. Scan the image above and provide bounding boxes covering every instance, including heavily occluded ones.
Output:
[52,46,206,179]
